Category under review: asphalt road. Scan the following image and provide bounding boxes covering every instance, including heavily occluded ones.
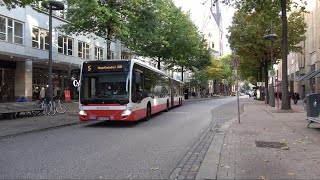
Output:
[0,96,244,179]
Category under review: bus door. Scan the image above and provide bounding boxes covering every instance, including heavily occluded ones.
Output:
[132,69,144,103]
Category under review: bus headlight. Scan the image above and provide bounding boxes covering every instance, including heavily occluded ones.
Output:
[79,110,87,116]
[121,109,132,118]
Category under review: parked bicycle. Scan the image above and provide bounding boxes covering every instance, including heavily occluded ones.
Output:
[46,100,56,116]
[55,96,67,114]
[39,97,67,116]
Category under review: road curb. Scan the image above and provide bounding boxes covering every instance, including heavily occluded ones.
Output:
[196,106,246,180]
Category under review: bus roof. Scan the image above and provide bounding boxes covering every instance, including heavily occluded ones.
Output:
[82,59,184,84]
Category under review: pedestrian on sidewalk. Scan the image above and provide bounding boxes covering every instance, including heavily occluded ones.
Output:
[293,92,299,104]
[39,87,45,102]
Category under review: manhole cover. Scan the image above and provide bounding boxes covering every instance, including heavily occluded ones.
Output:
[255,141,286,148]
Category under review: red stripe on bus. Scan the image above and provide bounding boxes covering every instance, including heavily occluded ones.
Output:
[79,101,182,122]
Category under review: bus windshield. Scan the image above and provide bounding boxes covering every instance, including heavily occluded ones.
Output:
[80,72,130,104]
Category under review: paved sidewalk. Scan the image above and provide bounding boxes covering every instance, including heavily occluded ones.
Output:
[0,102,79,138]
[197,99,320,179]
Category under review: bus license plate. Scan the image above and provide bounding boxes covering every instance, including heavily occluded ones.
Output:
[89,115,96,119]
[98,117,110,121]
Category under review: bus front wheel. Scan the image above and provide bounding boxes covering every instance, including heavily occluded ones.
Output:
[165,101,169,112]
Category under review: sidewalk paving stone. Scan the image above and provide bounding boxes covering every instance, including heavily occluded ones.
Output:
[197,99,320,180]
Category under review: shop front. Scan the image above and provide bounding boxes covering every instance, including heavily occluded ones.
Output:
[32,64,80,101]
[0,60,16,102]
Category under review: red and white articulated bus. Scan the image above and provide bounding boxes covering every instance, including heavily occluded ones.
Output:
[78,59,185,121]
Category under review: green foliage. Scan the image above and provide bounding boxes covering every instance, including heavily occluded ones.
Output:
[58,0,145,59]
[206,54,233,82]
[123,0,211,71]
[227,1,307,82]
[189,70,209,90]
[0,0,41,9]
[2,0,213,72]
[242,82,250,91]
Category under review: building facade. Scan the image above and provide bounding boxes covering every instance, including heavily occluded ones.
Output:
[288,0,320,99]
[0,4,129,102]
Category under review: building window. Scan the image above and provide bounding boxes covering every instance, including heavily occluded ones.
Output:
[78,41,90,59]
[58,34,73,55]
[94,46,103,60]
[121,52,130,59]
[0,16,23,44]
[31,2,69,20]
[0,17,5,41]
[32,27,49,50]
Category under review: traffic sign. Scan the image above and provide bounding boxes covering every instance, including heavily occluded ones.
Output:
[268,70,276,77]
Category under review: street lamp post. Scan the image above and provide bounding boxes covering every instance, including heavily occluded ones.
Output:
[42,1,64,103]
[263,22,278,107]
[275,59,282,109]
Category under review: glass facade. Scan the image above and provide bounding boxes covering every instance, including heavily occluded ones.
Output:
[32,67,70,101]
[0,61,16,102]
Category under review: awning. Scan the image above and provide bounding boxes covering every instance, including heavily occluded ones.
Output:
[305,69,320,80]
[297,70,314,81]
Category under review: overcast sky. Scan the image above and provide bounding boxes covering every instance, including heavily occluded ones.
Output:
[173,0,235,55]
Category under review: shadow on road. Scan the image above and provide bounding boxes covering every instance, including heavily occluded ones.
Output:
[82,120,140,128]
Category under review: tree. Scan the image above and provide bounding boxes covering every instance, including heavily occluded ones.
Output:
[122,0,174,69]
[0,0,41,9]
[225,0,307,109]
[206,54,234,94]
[124,0,211,72]
[281,0,289,109]
[2,0,212,77]
[58,0,146,59]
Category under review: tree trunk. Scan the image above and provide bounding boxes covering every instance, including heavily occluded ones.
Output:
[181,66,184,82]
[281,0,291,110]
[264,61,269,104]
[106,28,112,60]
[157,56,161,70]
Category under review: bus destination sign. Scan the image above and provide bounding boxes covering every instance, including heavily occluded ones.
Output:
[84,62,129,73]
[96,65,123,70]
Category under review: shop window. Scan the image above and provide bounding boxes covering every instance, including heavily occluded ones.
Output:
[0,68,15,102]
[0,16,23,44]
[58,34,73,55]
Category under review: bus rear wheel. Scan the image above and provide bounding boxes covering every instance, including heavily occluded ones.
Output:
[165,101,169,112]
[145,104,151,121]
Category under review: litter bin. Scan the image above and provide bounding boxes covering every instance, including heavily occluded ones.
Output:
[305,93,320,117]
